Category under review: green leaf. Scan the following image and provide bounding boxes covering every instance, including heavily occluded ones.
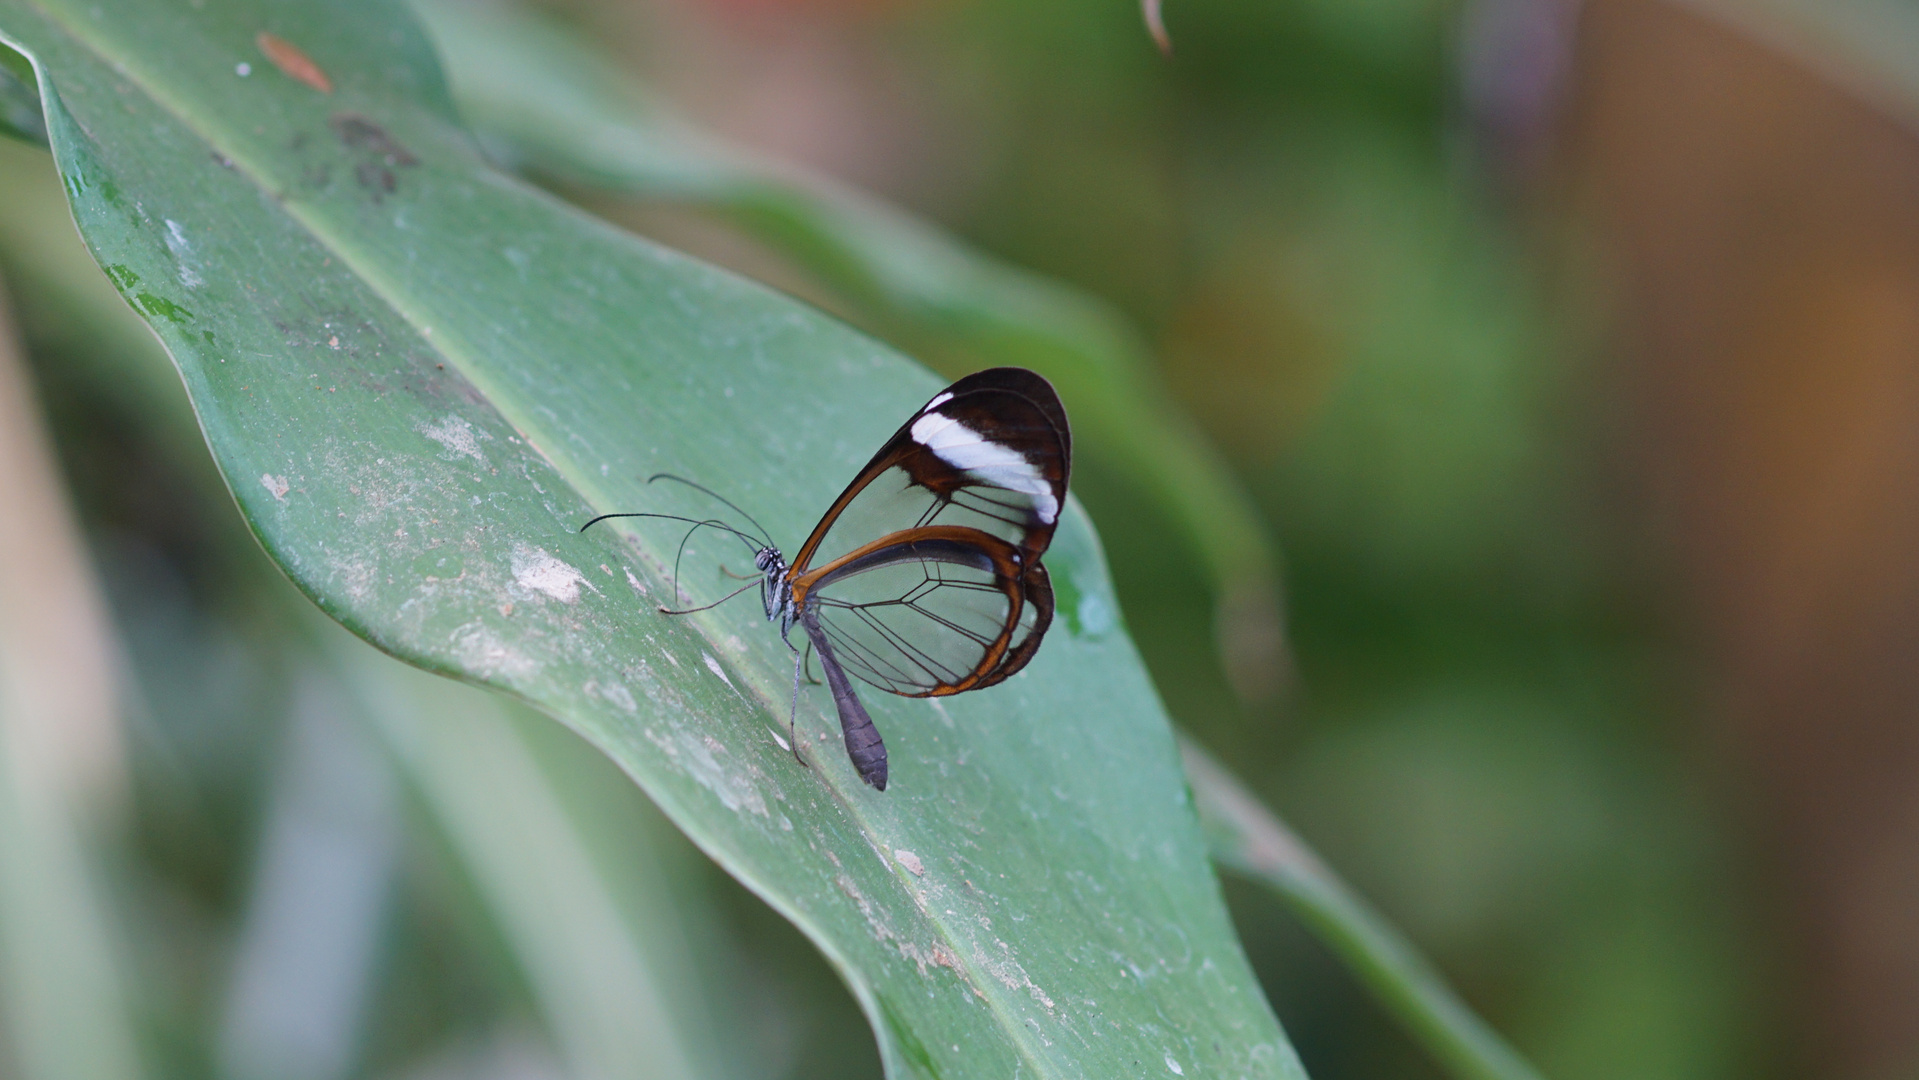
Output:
[0,41,42,145]
[410,0,1290,701]
[0,1,1300,1076]
[1183,738,1546,1080]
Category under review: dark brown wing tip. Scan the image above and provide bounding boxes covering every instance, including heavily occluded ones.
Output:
[938,367,1071,476]
[942,367,1060,409]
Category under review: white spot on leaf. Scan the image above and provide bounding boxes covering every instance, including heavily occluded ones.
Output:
[260,473,289,501]
[163,220,202,288]
[646,726,767,816]
[511,546,587,603]
[1164,1054,1184,1075]
[451,623,538,680]
[584,679,637,714]
[1077,591,1115,636]
[702,652,737,692]
[894,849,925,876]
[419,414,488,461]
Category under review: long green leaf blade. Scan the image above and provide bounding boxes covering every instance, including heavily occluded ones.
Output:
[1184,739,1545,1080]
[0,1,1300,1075]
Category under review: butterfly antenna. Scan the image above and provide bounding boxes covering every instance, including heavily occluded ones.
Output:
[579,511,762,551]
[581,511,761,608]
[657,578,760,615]
[647,473,775,548]
[666,516,767,605]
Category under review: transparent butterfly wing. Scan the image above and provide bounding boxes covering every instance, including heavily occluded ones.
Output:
[805,532,1053,697]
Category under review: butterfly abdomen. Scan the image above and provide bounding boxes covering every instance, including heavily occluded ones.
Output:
[801,605,889,790]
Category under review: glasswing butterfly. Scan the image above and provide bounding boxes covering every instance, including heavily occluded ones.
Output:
[585,367,1070,791]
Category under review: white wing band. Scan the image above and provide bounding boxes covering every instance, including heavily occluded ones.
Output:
[910,412,1059,525]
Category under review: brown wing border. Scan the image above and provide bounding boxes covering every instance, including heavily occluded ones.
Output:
[789,367,1071,576]
[793,524,1054,697]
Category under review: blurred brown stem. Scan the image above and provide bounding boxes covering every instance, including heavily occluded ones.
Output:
[1143,0,1172,54]
[0,268,141,1080]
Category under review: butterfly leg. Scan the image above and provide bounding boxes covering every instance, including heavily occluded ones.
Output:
[785,640,809,769]
[801,639,822,686]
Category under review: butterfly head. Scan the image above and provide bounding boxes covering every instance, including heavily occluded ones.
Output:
[756,545,794,627]
[754,546,785,575]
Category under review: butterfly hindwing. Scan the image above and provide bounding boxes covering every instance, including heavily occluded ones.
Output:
[805,528,1052,696]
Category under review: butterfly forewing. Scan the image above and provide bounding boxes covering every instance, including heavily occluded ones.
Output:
[791,368,1071,574]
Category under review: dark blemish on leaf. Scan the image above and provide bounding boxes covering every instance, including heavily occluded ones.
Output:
[201,330,217,347]
[256,32,333,94]
[330,113,417,166]
[288,131,308,152]
[329,113,418,203]
[354,161,396,197]
[272,308,378,355]
[102,264,139,291]
[134,293,193,324]
[210,151,233,169]
[877,995,940,1080]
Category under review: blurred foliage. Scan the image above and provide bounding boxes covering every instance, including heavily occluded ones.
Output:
[0,0,1823,1073]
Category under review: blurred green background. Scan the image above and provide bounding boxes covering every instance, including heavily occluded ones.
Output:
[5,0,1918,1077]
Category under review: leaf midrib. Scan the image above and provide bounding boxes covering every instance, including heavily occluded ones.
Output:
[12,2,1060,1074]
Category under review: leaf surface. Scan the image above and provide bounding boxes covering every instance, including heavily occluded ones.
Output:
[0,1,1301,1076]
